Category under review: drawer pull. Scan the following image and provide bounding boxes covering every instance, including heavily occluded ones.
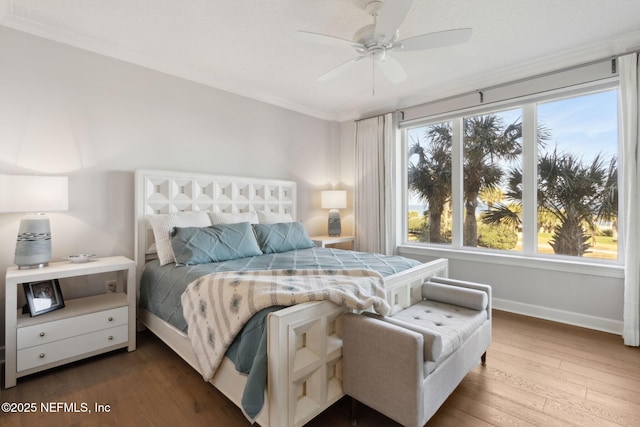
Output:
[39,332,45,337]
[39,353,45,358]
[108,336,113,340]
[108,317,113,321]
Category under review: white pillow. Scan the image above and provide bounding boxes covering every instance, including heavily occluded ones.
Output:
[209,211,259,225]
[148,211,212,266]
[257,210,293,224]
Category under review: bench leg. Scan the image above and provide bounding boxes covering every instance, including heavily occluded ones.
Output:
[481,351,487,365]
[350,397,358,426]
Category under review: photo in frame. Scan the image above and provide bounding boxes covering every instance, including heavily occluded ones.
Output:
[23,279,65,316]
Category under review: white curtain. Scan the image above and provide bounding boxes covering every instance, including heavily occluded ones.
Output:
[620,52,640,346]
[354,113,394,255]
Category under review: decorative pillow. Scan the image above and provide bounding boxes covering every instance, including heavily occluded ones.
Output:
[148,211,212,266]
[209,211,259,225]
[252,222,315,254]
[256,210,293,224]
[171,222,262,265]
[422,281,488,311]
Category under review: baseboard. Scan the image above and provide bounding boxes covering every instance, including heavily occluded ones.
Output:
[493,298,623,335]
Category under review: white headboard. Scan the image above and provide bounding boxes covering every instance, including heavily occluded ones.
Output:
[134,169,297,281]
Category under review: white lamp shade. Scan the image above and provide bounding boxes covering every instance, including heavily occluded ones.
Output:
[0,175,69,213]
[321,190,347,209]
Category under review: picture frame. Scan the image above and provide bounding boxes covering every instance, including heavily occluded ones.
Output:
[23,279,65,317]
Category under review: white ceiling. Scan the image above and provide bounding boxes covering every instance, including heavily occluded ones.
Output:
[1,0,640,122]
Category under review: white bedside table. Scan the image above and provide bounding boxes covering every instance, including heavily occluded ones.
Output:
[4,255,136,388]
[311,235,356,249]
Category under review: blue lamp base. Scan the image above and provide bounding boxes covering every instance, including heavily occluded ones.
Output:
[327,209,342,237]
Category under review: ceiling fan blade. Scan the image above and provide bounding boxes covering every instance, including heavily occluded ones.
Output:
[318,56,364,81]
[375,0,413,45]
[394,28,472,52]
[376,55,407,84]
[296,30,361,50]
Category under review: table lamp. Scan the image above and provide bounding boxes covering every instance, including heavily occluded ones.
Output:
[0,175,69,269]
[321,190,347,237]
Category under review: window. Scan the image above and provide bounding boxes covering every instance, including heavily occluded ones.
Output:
[462,108,522,251]
[535,91,618,260]
[404,88,619,262]
[407,120,453,244]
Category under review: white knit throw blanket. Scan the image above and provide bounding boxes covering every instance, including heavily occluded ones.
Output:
[181,268,390,381]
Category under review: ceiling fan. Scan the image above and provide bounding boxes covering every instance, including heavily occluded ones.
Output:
[298,0,472,88]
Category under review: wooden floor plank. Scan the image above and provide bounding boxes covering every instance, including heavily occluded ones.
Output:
[463,369,548,411]
[2,310,639,427]
[560,358,640,388]
[488,351,588,398]
[487,340,564,368]
[586,389,640,422]
[455,379,569,427]
[445,391,535,426]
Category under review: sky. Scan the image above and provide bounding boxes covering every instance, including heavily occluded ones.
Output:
[537,89,618,163]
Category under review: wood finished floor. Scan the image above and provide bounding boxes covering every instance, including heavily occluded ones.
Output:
[2,310,639,427]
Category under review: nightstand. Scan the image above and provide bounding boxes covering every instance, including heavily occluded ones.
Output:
[4,256,136,388]
[311,235,356,249]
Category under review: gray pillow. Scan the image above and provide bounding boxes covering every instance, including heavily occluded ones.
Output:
[422,281,488,311]
[171,222,262,265]
[252,222,315,254]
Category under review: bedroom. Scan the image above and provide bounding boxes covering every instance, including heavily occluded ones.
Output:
[1,0,639,426]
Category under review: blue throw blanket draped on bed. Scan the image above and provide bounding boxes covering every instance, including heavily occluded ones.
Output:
[225,305,283,419]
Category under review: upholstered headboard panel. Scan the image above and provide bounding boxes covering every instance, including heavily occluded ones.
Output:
[134,169,297,279]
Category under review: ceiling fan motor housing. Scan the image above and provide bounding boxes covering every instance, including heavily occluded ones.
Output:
[354,24,398,50]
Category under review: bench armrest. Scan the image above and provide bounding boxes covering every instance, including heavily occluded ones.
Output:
[429,277,492,317]
[342,313,423,420]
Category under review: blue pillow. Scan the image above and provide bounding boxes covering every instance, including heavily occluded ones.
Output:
[252,222,315,254]
[171,222,262,265]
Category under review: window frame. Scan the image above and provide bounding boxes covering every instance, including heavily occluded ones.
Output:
[399,78,622,270]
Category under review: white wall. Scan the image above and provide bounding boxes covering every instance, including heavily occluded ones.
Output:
[0,27,337,347]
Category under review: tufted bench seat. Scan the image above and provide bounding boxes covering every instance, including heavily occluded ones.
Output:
[343,277,491,427]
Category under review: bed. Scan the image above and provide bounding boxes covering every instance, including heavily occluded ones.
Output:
[134,169,450,427]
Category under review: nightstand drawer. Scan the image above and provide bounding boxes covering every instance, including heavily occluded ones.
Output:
[17,306,128,350]
[17,324,128,372]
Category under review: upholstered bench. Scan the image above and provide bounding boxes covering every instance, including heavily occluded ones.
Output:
[343,277,491,427]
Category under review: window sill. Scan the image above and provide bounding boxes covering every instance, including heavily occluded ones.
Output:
[397,244,624,279]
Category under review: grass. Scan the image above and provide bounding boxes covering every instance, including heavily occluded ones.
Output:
[407,230,618,260]
[536,232,618,260]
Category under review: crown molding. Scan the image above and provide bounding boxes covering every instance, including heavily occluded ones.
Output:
[0,13,341,122]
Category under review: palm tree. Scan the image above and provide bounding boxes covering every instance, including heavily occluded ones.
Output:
[461,115,523,246]
[480,187,504,211]
[408,126,452,243]
[484,149,618,256]
[540,150,618,256]
[409,115,525,245]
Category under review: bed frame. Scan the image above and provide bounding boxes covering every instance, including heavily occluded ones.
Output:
[134,169,449,427]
